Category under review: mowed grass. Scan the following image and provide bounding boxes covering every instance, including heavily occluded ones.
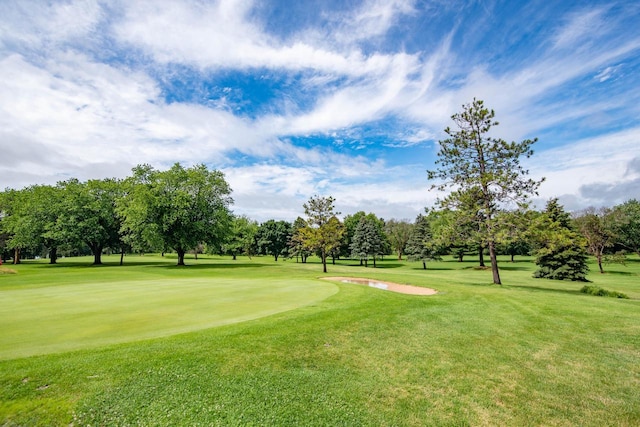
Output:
[1,254,639,426]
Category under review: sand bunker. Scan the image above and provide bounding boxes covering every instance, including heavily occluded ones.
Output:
[322,277,437,295]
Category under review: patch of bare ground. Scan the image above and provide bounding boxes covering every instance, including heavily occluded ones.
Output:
[322,277,437,295]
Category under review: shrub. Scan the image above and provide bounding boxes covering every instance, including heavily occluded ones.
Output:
[580,285,629,299]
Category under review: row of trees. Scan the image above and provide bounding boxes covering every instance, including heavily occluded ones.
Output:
[1,166,638,280]
[0,163,233,266]
[2,99,638,283]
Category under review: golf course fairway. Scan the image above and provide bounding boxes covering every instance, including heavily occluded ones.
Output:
[0,277,338,359]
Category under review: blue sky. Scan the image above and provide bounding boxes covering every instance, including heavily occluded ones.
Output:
[1,0,639,221]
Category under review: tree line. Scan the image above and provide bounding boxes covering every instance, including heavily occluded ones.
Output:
[2,99,638,283]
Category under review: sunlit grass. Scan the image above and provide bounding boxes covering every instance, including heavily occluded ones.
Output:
[1,254,638,425]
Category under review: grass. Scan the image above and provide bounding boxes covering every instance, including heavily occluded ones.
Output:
[1,254,639,425]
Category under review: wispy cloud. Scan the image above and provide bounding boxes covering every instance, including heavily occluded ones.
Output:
[1,0,639,220]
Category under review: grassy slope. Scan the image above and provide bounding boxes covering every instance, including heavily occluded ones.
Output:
[0,254,639,426]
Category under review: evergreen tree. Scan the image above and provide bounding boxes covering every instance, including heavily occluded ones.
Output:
[350,217,383,267]
[406,214,441,269]
[532,199,589,281]
[428,99,543,284]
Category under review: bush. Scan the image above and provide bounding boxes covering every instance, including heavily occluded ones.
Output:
[580,285,629,299]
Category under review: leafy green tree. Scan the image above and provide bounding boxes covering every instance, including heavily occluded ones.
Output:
[256,219,291,261]
[57,178,124,265]
[428,208,475,262]
[428,99,543,284]
[531,199,589,281]
[0,188,29,264]
[119,163,233,266]
[574,208,616,274]
[384,219,413,260]
[300,195,344,273]
[405,214,440,269]
[289,216,311,263]
[495,209,537,262]
[350,217,384,267]
[609,199,640,256]
[225,215,258,260]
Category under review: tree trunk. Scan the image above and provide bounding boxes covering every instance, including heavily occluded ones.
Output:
[49,246,58,264]
[177,248,186,266]
[422,261,427,270]
[478,246,485,267]
[321,250,327,273]
[488,240,501,284]
[13,247,20,264]
[274,254,279,261]
[89,243,103,265]
[397,250,403,261]
[458,253,463,262]
[597,253,604,273]
[120,247,125,266]
[232,253,237,260]
[364,258,368,267]
[93,249,102,265]
[373,256,376,268]
[511,253,515,263]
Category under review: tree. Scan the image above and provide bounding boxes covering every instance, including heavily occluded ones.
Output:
[289,217,311,263]
[300,196,344,273]
[256,219,291,261]
[350,216,384,267]
[385,219,413,260]
[405,214,440,269]
[58,178,123,265]
[224,215,258,260]
[609,199,640,256]
[495,209,536,262]
[574,208,615,274]
[531,199,589,281]
[119,163,233,266]
[428,98,543,284]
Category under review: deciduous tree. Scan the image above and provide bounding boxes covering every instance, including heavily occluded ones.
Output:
[119,163,233,266]
[300,196,344,273]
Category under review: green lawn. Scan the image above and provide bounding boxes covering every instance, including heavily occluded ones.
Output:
[1,254,639,426]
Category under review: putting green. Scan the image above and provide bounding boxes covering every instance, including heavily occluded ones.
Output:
[0,278,338,360]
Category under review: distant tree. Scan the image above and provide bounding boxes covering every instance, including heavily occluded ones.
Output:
[57,178,124,265]
[428,208,475,262]
[385,219,413,260]
[609,199,640,256]
[405,214,440,269]
[119,163,233,266]
[350,217,384,267]
[428,99,544,284]
[574,208,616,274]
[289,216,311,263]
[0,188,30,264]
[340,211,365,259]
[257,219,292,261]
[531,199,589,281]
[225,215,258,260]
[495,209,537,262]
[300,196,344,273]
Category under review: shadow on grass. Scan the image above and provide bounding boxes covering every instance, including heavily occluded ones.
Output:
[507,283,583,297]
[29,260,268,269]
[156,262,267,270]
[498,265,533,271]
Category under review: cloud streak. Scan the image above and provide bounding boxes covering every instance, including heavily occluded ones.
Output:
[0,0,639,220]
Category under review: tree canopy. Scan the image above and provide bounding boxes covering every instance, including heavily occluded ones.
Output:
[119,163,233,266]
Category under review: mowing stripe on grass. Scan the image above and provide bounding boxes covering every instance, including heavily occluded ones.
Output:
[0,278,337,359]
